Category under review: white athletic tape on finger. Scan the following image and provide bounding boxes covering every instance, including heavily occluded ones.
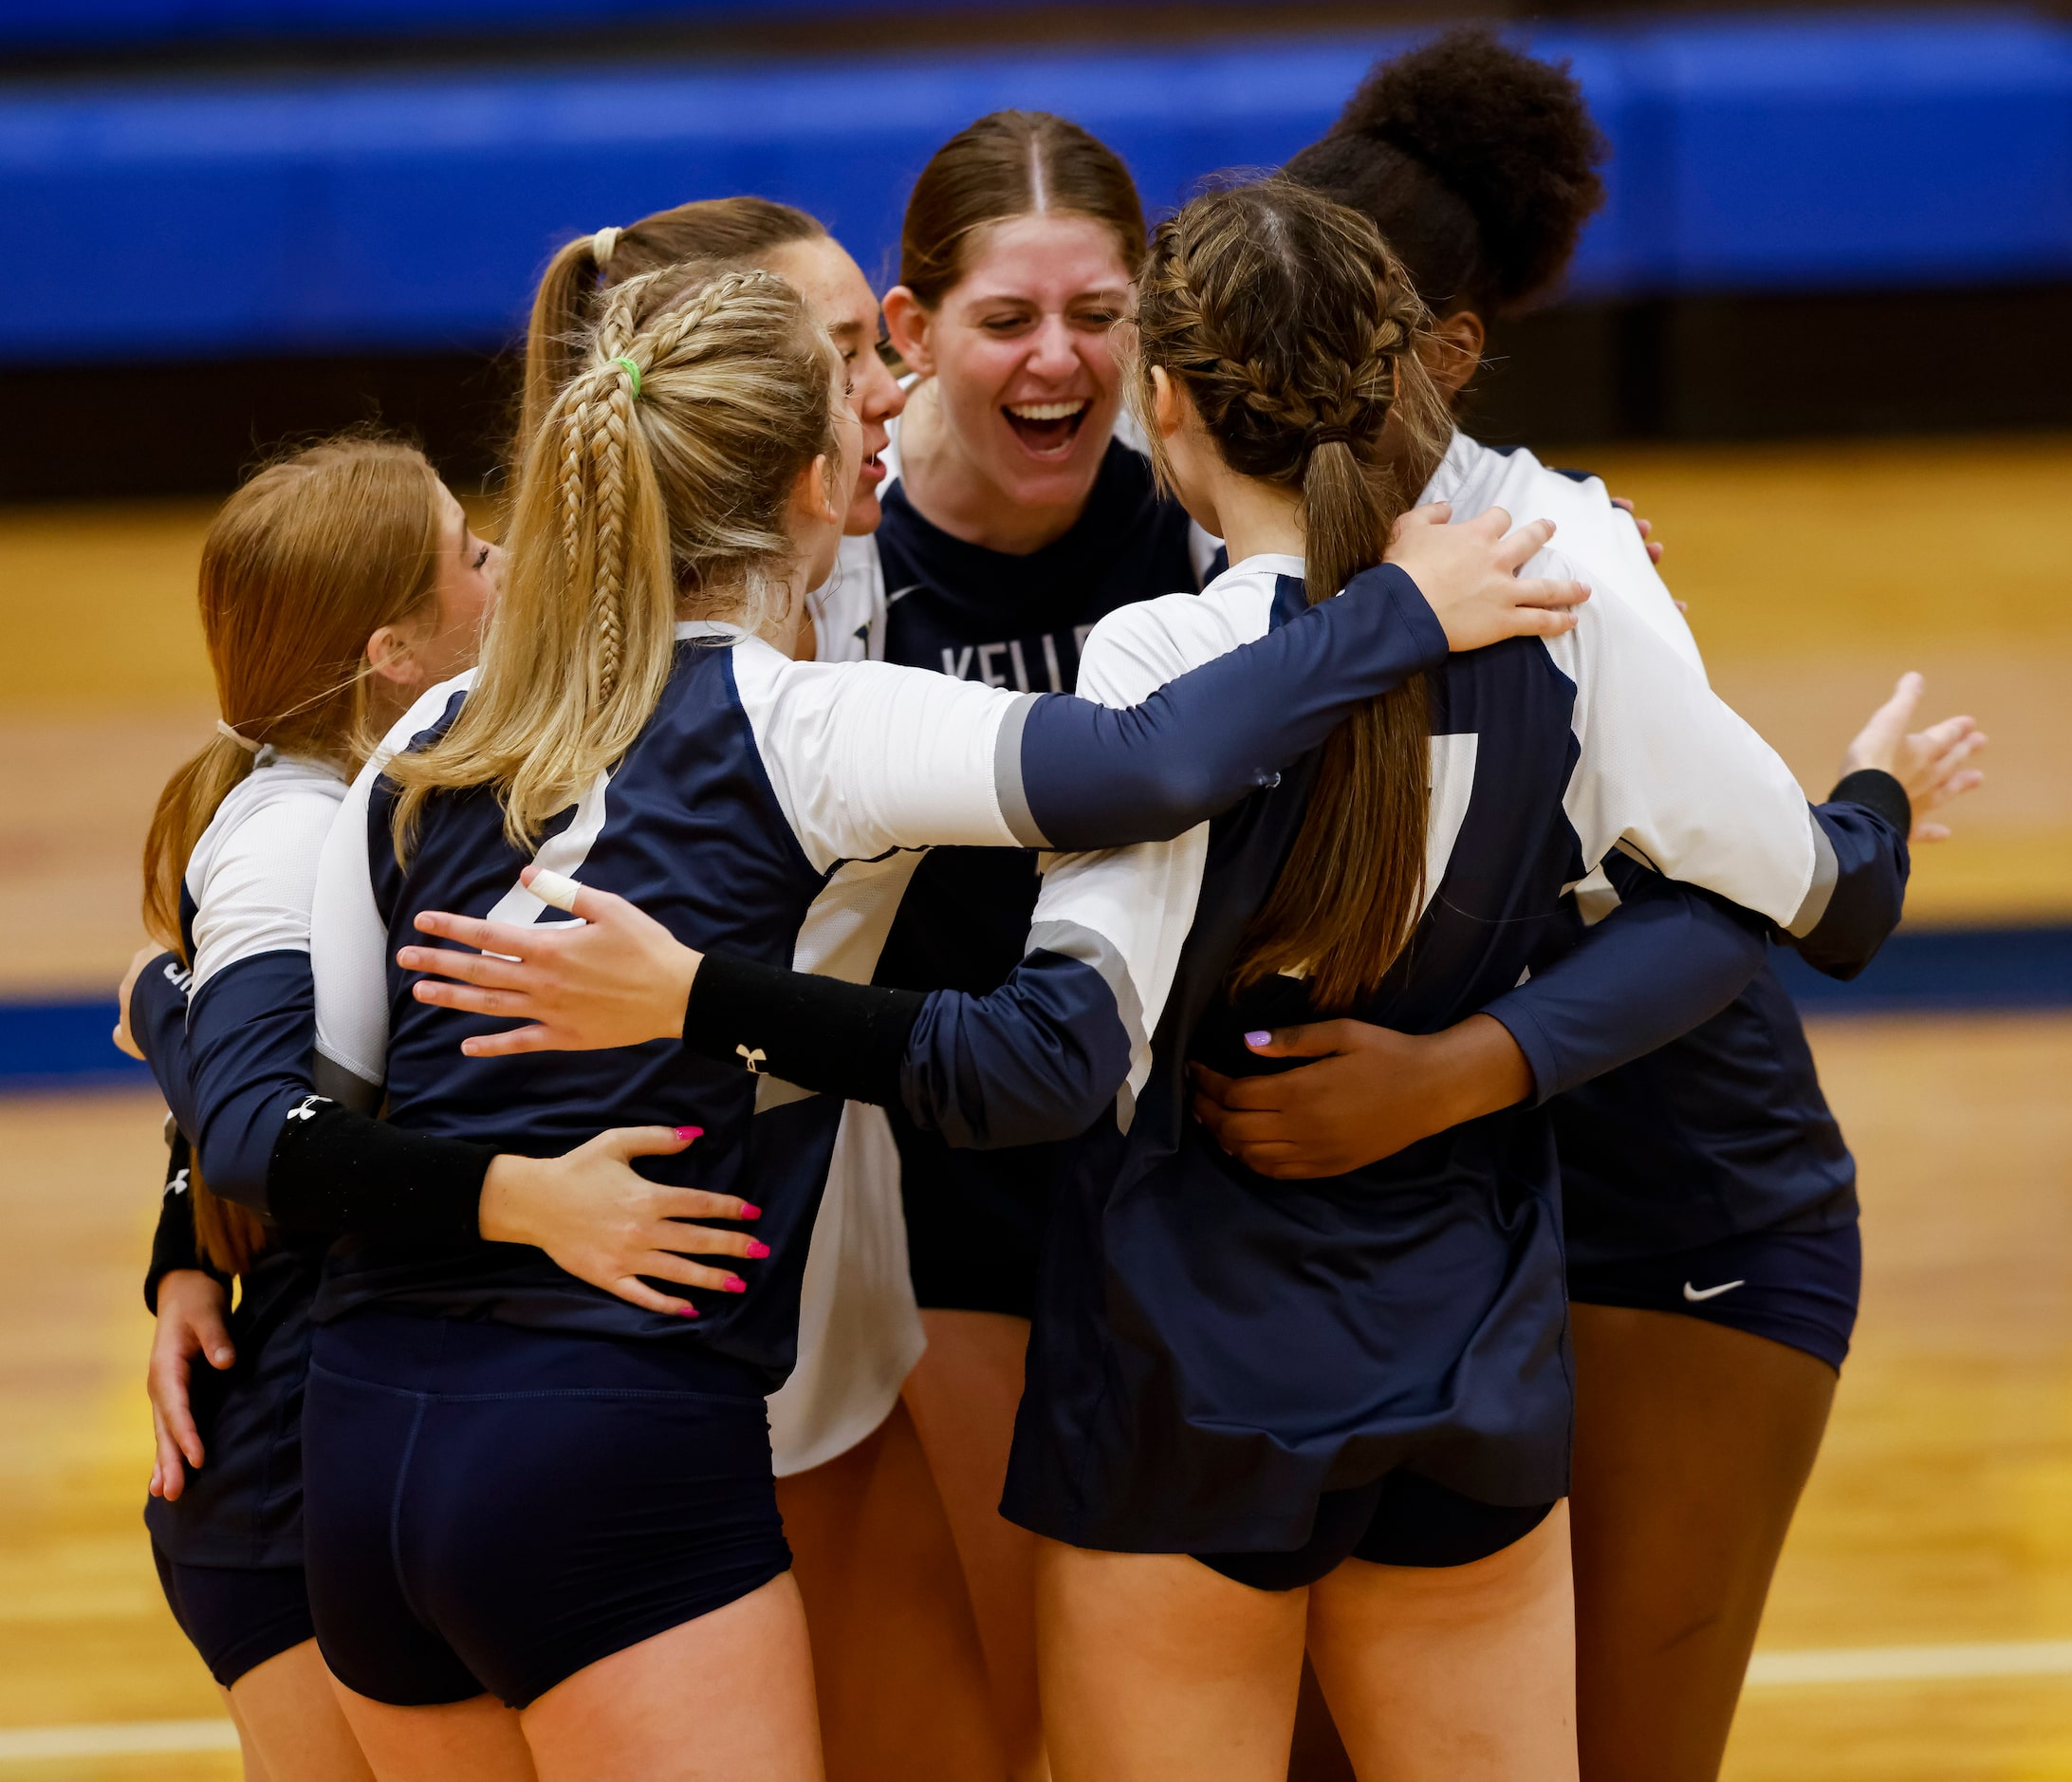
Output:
[529,869,583,913]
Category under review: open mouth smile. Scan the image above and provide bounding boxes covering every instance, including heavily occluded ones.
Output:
[1003,399,1090,456]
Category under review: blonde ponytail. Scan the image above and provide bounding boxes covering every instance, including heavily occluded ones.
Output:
[393,266,842,855]
[518,197,825,467]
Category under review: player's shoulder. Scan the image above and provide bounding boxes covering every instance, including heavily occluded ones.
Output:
[1078,566,1267,707]
[191,756,346,874]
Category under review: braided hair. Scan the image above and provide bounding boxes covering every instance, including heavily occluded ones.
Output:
[520,196,824,456]
[1131,178,1451,1012]
[391,266,842,853]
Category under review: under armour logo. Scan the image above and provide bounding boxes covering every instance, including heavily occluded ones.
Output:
[287,1094,330,1123]
[736,1045,768,1075]
[169,1168,191,1196]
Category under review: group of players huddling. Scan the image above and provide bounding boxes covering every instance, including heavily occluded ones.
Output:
[117,30,1988,1782]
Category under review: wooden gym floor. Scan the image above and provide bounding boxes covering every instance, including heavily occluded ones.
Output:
[0,435,2067,1776]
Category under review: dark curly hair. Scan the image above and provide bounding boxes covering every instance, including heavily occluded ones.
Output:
[1284,28,1607,319]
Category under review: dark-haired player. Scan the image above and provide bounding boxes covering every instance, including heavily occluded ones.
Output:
[1202,30,1985,1781]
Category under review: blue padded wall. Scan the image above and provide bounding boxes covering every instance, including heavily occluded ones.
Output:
[1,0,1069,53]
[1,10,2065,363]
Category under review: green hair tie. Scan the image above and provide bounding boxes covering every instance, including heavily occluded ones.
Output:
[612,355,641,399]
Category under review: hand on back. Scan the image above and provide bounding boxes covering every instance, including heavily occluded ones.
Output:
[479,1127,766,1319]
[401,868,701,1057]
[1381,504,1590,651]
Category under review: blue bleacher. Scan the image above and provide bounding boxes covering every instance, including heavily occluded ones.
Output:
[0,9,2065,363]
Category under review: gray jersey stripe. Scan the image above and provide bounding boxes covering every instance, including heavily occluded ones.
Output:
[1785,807,1840,937]
[992,693,1049,848]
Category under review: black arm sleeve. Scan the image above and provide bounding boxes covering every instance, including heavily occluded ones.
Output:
[1827,768,1912,840]
[682,951,924,1107]
[144,1131,231,1314]
[266,1099,495,1243]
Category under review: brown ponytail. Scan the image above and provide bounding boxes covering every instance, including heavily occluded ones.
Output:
[1129,178,1451,1012]
[897,109,1145,306]
[142,434,444,1274]
[521,197,824,456]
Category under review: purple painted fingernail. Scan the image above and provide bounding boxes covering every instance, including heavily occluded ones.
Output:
[1245,1030,1272,1048]
[723,1277,747,1293]
[744,1240,770,1259]
[738,1202,762,1219]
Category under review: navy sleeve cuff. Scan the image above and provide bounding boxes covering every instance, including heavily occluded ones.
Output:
[1479,999,1561,1109]
[144,1132,231,1313]
[1375,562,1452,676]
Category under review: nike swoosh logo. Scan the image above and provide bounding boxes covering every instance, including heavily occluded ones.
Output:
[1683,1278,1747,1302]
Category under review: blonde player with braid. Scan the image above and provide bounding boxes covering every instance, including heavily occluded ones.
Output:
[290,256,1588,1777]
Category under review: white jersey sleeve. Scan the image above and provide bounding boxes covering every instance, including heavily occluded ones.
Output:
[729,641,1031,871]
[186,765,346,992]
[309,677,474,1095]
[1544,548,1826,928]
[1022,588,1262,1115]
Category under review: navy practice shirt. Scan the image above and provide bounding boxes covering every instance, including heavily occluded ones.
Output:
[871,438,1203,1310]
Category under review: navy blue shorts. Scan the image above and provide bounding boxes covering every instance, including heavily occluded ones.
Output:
[303,1311,789,1710]
[1567,1219,1861,1371]
[1194,1470,1558,1591]
[152,1545,314,1687]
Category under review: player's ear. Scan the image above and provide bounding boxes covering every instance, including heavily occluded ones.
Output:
[881,287,935,377]
[1421,309,1486,399]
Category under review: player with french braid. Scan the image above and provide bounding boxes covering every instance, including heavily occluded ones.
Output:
[292,259,1586,1779]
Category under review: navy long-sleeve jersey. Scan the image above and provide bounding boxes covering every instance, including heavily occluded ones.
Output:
[1423,436,1903,1270]
[838,548,1904,1550]
[128,756,346,1569]
[309,584,1455,1386]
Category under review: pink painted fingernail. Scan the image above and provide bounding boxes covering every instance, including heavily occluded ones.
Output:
[745,1240,770,1259]
[1245,1030,1272,1048]
[723,1277,747,1293]
[675,1303,699,1319]
[738,1202,762,1219]
[675,1125,703,1142]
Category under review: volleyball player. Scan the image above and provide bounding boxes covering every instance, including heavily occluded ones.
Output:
[509,195,991,1773]
[847,114,1209,1775]
[535,128,1214,1779]
[405,182,1925,1780]
[287,259,1587,1778]
[118,436,799,1779]
[1206,34,1981,1778]
[115,438,498,1782]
